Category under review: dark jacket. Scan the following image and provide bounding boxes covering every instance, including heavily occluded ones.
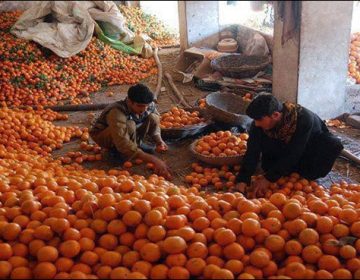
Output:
[236,106,334,184]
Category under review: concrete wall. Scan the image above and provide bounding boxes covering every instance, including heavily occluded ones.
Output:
[297,1,353,119]
[272,1,300,104]
[346,85,360,114]
[178,1,220,50]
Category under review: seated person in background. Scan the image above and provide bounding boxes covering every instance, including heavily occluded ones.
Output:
[90,84,171,179]
[236,94,343,197]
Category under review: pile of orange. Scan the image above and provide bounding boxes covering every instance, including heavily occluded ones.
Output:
[119,6,179,48]
[0,11,157,107]
[160,107,205,129]
[0,105,87,157]
[348,32,360,84]
[185,163,240,191]
[0,106,360,279]
[194,131,248,157]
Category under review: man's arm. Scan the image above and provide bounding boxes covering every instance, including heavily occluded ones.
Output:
[236,123,262,185]
[107,109,172,179]
[264,114,314,182]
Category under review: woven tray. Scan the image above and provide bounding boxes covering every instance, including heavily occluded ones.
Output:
[205,92,252,125]
[211,54,271,78]
[190,139,244,166]
[161,108,212,140]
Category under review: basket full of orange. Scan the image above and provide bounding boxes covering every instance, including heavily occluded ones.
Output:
[190,130,248,166]
[160,106,211,139]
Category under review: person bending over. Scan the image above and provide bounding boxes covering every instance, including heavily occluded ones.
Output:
[236,94,343,197]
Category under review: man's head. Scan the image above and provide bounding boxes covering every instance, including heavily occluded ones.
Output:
[127,84,154,115]
[246,94,283,130]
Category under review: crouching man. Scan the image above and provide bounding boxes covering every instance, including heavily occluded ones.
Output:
[90,84,171,179]
[236,94,343,197]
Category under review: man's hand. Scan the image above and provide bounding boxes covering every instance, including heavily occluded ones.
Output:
[251,176,271,198]
[156,141,168,153]
[152,158,172,180]
[136,151,172,180]
[234,182,247,193]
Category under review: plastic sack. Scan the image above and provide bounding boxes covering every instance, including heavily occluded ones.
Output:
[243,33,270,56]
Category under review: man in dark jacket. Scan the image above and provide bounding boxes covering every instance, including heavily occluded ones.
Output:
[236,94,343,197]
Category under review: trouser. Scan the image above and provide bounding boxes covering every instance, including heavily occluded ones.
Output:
[295,132,343,180]
[262,132,343,181]
[91,113,161,150]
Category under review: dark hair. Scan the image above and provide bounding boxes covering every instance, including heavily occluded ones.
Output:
[128,84,154,104]
[246,94,283,120]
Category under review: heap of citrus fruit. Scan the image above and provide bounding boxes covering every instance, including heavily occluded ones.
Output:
[160,107,205,129]
[194,131,248,157]
[185,163,240,191]
[119,6,179,48]
[348,32,360,84]
[0,107,359,279]
[0,11,157,107]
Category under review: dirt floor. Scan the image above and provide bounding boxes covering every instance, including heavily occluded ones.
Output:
[52,47,360,189]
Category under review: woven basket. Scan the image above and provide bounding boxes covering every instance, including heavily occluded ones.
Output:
[205,92,252,125]
[190,140,244,166]
[211,54,271,78]
[161,108,212,140]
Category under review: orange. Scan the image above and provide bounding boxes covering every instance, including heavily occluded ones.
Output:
[150,264,168,279]
[223,243,245,259]
[122,251,140,268]
[214,229,236,246]
[163,236,187,254]
[99,234,118,250]
[298,228,319,246]
[59,240,81,258]
[301,245,323,264]
[185,257,206,276]
[0,243,13,260]
[242,218,261,237]
[100,251,122,267]
[269,193,287,208]
[122,210,142,227]
[33,262,57,279]
[110,267,130,279]
[250,249,270,268]
[186,242,208,259]
[37,246,59,262]
[318,255,341,272]
[316,216,333,234]
[0,261,12,278]
[2,223,21,241]
[10,267,32,279]
[132,261,152,278]
[140,243,161,262]
[339,245,356,259]
[167,266,190,279]
[285,262,306,279]
[265,235,285,253]
[332,268,352,279]
[285,240,303,256]
[262,217,281,233]
[165,254,187,267]
[283,202,302,220]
